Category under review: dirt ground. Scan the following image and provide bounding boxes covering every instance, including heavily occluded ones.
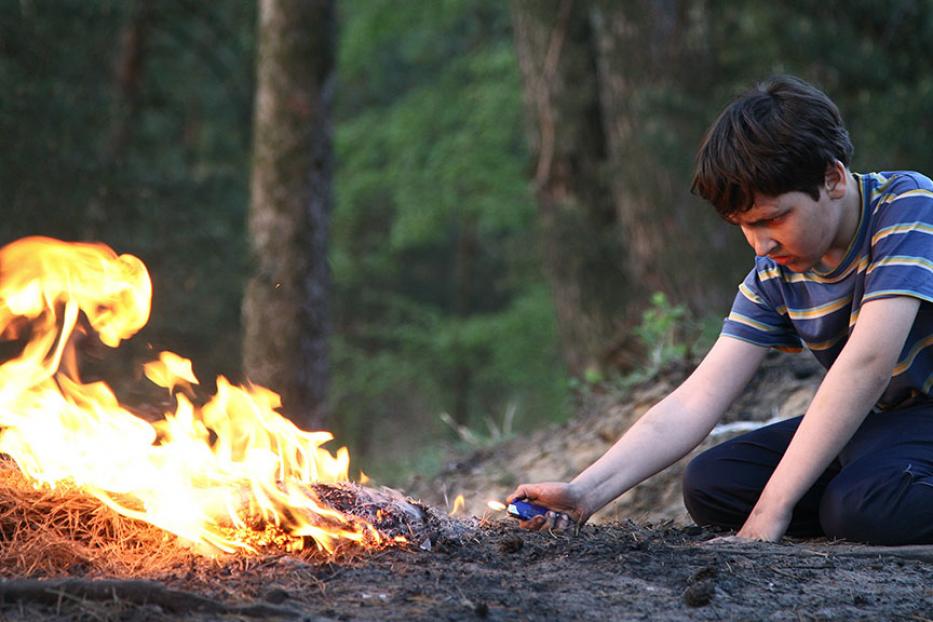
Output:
[2,519,933,621]
[2,352,933,620]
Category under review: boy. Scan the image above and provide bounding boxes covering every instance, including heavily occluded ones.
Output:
[510,75,933,545]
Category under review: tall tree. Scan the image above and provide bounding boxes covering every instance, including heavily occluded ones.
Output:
[589,0,744,314]
[510,0,634,377]
[511,0,751,375]
[244,0,336,429]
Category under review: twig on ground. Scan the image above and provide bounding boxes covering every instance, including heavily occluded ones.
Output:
[0,578,301,618]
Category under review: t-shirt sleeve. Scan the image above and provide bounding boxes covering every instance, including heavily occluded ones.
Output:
[865,178,933,303]
[721,266,803,351]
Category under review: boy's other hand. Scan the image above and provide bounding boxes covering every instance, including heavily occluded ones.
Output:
[507,482,590,533]
[734,502,792,542]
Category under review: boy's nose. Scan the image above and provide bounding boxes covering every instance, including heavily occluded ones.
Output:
[748,230,777,257]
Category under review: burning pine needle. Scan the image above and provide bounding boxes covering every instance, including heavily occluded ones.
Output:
[0,237,407,557]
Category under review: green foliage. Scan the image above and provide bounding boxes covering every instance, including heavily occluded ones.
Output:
[636,292,722,367]
[331,0,569,478]
[439,403,516,450]
[572,293,722,397]
[634,292,688,368]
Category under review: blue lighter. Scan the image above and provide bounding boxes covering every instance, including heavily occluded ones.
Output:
[506,499,550,520]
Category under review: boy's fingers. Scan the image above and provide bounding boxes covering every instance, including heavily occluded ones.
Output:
[517,511,580,534]
[545,511,574,532]
[518,515,547,530]
[507,484,535,503]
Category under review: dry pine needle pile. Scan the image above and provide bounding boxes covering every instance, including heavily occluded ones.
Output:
[0,456,457,580]
[0,457,196,577]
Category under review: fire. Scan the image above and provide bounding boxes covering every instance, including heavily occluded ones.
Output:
[0,236,386,555]
[449,494,465,515]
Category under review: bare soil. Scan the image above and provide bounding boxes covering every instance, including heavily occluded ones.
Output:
[1,521,933,621]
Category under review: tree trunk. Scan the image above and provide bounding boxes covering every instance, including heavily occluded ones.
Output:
[243,0,335,429]
[511,0,640,377]
[590,0,738,312]
[512,0,747,375]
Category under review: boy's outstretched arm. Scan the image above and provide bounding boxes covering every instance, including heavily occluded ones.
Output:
[736,295,921,541]
[510,334,768,529]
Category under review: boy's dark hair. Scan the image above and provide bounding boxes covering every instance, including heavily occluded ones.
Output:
[691,75,854,219]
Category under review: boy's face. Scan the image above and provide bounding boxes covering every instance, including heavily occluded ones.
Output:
[729,168,854,273]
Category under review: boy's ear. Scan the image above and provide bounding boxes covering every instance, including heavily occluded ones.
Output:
[824,160,846,199]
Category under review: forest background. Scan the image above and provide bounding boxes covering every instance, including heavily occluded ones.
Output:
[2,0,932,484]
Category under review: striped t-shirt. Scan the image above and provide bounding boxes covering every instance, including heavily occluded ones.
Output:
[722,170,933,409]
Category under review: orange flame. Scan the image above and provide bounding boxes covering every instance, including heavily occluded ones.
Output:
[0,237,383,554]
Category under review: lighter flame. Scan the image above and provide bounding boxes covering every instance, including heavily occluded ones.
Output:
[487,500,506,512]
[0,237,386,555]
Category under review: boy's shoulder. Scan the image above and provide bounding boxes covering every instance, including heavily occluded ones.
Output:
[867,170,933,195]
[865,170,933,225]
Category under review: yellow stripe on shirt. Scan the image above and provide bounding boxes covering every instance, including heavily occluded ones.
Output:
[757,266,782,282]
[871,222,933,247]
[785,295,852,321]
[727,311,784,334]
[892,335,933,376]
[738,282,764,305]
[805,331,849,352]
[872,189,933,216]
[867,255,933,276]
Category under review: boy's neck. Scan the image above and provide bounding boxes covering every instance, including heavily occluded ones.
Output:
[821,170,862,271]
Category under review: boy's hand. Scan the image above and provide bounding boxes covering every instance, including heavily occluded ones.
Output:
[734,502,793,542]
[703,504,792,545]
[507,482,590,532]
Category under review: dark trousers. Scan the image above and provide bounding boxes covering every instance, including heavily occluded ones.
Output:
[682,402,933,545]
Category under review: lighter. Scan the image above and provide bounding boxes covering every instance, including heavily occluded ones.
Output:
[506,498,550,521]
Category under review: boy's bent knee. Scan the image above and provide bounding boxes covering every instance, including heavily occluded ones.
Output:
[819,486,895,544]
[819,469,933,545]
[682,449,738,529]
